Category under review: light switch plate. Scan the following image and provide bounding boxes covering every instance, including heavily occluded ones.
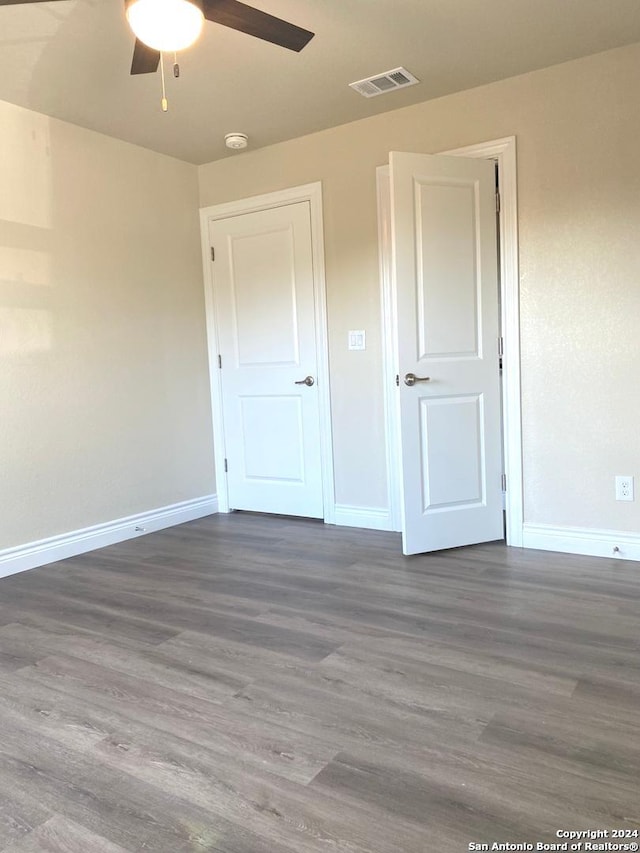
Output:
[348,330,366,351]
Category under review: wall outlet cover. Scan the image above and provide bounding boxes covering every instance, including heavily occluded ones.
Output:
[615,475,634,501]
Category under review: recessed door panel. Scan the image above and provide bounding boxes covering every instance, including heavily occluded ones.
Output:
[416,180,479,360]
[230,227,300,367]
[420,394,484,511]
[239,395,304,482]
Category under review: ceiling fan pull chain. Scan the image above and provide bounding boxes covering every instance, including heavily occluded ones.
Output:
[173,52,180,78]
[160,53,168,112]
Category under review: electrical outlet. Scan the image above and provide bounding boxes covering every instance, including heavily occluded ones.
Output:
[615,476,634,501]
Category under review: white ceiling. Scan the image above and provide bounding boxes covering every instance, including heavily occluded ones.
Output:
[1,0,640,164]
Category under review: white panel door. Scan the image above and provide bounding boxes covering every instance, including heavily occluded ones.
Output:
[390,152,503,555]
[209,201,323,518]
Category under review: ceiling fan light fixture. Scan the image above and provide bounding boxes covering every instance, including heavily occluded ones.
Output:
[126,0,204,52]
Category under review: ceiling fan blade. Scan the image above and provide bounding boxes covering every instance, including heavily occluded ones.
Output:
[203,0,314,52]
[130,39,160,75]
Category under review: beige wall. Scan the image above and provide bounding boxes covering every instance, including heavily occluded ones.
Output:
[0,100,215,550]
[199,42,640,533]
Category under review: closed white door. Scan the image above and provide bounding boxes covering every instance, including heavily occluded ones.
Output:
[209,201,324,518]
[390,151,503,555]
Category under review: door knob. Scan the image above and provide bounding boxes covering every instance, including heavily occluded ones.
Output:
[294,375,315,387]
[404,372,431,387]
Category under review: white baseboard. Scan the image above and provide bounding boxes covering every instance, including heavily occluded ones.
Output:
[522,522,640,563]
[0,494,218,579]
[332,504,394,532]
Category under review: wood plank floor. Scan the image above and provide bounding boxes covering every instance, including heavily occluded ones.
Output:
[0,513,638,852]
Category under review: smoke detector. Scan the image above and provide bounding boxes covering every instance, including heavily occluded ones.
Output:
[349,67,420,98]
[225,132,249,150]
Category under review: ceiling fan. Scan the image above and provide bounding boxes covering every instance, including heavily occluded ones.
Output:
[0,0,315,75]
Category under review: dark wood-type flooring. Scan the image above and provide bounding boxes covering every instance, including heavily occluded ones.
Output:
[0,513,638,852]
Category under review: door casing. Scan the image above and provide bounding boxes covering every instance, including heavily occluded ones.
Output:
[200,182,336,522]
[377,136,523,546]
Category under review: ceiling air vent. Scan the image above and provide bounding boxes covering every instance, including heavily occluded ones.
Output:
[349,67,420,98]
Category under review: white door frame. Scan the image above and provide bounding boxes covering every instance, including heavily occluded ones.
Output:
[378,136,523,546]
[199,182,336,523]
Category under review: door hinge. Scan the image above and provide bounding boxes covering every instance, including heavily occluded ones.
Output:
[495,191,501,214]
[217,354,222,369]
[501,473,507,492]
[224,458,228,473]
[395,374,399,387]
[210,246,215,262]
[498,336,504,357]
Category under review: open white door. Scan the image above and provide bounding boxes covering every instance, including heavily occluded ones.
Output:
[390,151,503,555]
